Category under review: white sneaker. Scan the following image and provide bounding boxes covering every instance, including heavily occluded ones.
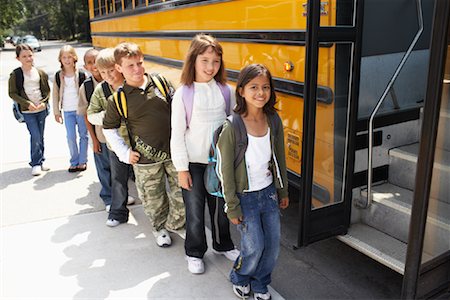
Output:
[31,166,41,176]
[153,229,171,247]
[40,164,50,171]
[106,219,120,227]
[166,227,186,239]
[213,248,240,261]
[127,195,136,205]
[105,205,111,212]
[254,292,271,300]
[186,256,204,274]
[233,284,251,299]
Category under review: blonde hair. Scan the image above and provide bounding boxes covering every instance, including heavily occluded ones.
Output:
[95,48,116,70]
[58,45,78,70]
[180,34,226,85]
[114,42,143,65]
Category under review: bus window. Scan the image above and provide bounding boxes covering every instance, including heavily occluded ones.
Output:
[107,0,113,14]
[136,0,146,7]
[114,0,122,12]
[93,0,100,16]
[124,0,132,10]
[100,0,106,15]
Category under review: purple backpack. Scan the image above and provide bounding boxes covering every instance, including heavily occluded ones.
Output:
[182,83,231,127]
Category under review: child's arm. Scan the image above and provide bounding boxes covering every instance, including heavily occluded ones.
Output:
[86,86,106,126]
[217,120,243,223]
[170,87,192,189]
[38,69,50,109]
[273,113,289,207]
[52,73,63,124]
[8,71,33,110]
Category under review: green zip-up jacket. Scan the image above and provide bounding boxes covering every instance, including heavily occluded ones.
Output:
[8,67,50,111]
[216,112,289,220]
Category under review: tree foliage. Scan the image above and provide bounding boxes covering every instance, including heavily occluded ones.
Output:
[4,0,90,41]
[0,0,24,36]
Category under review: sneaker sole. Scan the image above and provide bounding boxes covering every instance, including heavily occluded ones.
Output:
[232,286,250,299]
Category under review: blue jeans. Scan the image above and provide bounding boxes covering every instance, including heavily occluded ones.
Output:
[94,143,112,206]
[23,109,47,167]
[63,111,88,167]
[183,163,235,258]
[108,150,133,223]
[230,183,280,294]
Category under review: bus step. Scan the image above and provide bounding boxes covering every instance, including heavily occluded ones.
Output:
[337,223,407,274]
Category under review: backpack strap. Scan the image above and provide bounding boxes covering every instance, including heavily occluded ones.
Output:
[183,82,231,128]
[55,70,61,88]
[101,81,112,99]
[228,113,248,168]
[217,83,231,115]
[182,84,195,127]
[113,87,134,148]
[113,87,127,119]
[83,77,95,103]
[13,68,24,93]
[150,73,171,103]
[78,71,86,87]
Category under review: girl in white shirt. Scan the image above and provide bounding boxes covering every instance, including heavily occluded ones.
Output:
[52,45,88,173]
[170,34,239,274]
[8,44,50,176]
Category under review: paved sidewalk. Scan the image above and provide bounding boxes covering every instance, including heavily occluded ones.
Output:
[0,158,283,299]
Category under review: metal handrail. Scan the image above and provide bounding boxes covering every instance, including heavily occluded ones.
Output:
[364,0,424,208]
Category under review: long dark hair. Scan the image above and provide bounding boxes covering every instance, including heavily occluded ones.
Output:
[234,64,277,115]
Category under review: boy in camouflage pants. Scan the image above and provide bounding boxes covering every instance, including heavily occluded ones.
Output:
[103,42,185,247]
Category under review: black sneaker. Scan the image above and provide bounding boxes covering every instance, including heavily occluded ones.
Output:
[233,284,250,299]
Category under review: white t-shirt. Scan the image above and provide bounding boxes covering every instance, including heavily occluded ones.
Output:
[23,67,44,108]
[62,75,79,112]
[245,128,273,192]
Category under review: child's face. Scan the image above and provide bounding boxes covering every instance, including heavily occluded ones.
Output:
[17,50,34,68]
[84,53,100,77]
[60,52,76,69]
[99,66,124,86]
[194,46,221,83]
[115,55,145,87]
[239,75,271,111]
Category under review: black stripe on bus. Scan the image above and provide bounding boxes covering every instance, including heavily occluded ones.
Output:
[355,131,383,150]
[92,29,354,45]
[144,54,333,104]
[356,106,421,132]
[93,30,314,46]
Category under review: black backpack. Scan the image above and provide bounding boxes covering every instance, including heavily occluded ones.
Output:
[204,112,282,197]
[12,68,25,123]
[55,70,86,89]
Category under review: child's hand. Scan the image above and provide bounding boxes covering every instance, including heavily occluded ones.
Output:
[55,114,63,124]
[129,150,140,164]
[92,138,101,154]
[230,217,242,225]
[279,197,289,209]
[28,103,38,111]
[178,171,192,190]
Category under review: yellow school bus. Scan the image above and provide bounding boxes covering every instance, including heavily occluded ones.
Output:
[88,0,450,297]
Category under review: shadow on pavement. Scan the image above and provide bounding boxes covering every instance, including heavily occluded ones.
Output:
[0,167,35,189]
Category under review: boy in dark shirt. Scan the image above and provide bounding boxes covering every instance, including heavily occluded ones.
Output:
[103,42,185,247]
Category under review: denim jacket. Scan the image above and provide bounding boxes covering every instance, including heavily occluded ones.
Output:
[216,112,288,220]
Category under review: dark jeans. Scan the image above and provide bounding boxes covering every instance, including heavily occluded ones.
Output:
[93,143,112,206]
[183,163,235,258]
[23,109,47,167]
[108,150,132,222]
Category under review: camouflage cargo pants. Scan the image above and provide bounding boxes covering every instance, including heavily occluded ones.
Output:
[133,160,185,232]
